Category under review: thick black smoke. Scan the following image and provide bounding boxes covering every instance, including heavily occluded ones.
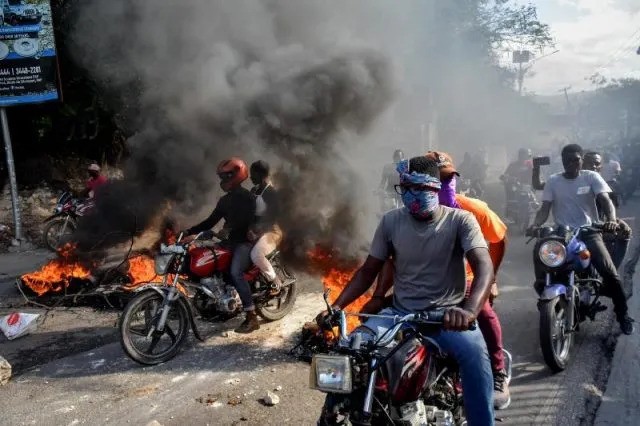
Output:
[69,0,395,258]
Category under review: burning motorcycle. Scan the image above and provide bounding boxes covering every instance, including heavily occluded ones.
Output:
[528,224,611,372]
[311,294,510,425]
[119,231,297,365]
[42,191,94,251]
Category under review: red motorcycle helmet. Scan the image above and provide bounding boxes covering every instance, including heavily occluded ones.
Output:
[217,157,248,192]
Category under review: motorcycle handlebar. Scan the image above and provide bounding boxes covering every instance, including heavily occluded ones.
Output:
[331,309,475,347]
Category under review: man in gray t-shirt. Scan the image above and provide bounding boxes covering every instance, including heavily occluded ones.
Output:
[369,206,487,312]
[541,169,610,228]
[532,144,634,335]
[320,156,496,424]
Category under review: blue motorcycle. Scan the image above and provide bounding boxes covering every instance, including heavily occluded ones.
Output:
[528,224,609,372]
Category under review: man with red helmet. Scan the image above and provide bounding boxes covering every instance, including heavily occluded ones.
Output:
[184,157,259,333]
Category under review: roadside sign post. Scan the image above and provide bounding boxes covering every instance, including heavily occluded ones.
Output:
[0,1,61,246]
[1,107,21,243]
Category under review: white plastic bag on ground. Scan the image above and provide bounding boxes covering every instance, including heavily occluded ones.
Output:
[0,312,40,340]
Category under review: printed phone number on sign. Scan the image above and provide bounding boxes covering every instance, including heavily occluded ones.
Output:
[0,66,42,76]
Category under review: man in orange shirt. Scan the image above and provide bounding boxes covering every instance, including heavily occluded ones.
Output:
[430,152,509,410]
[362,151,511,410]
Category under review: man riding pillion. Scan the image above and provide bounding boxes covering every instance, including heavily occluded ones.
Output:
[248,160,284,295]
[428,151,510,409]
[320,156,496,425]
[183,157,260,334]
[530,144,634,335]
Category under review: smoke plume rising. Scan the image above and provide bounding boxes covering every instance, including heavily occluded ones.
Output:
[68,1,551,258]
[69,0,396,258]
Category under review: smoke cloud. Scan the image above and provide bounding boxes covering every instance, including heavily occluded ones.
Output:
[68,1,550,258]
[69,0,397,258]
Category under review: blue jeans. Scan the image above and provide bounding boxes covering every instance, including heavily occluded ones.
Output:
[230,242,254,311]
[362,307,494,426]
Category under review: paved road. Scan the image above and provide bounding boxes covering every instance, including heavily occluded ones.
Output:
[0,215,631,425]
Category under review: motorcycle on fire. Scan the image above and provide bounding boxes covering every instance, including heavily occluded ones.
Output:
[528,224,611,372]
[311,294,512,426]
[119,231,297,365]
[42,191,94,251]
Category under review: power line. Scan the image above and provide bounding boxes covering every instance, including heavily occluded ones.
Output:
[589,25,640,77]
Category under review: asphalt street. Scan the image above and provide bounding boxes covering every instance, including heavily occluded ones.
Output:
[0,200,636,425]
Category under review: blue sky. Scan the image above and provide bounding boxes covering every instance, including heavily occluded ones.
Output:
[516,0,640,94]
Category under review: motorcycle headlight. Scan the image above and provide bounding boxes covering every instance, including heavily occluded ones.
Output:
[538,241,566,268]
[154,254,175,275]
[309,354,352,394]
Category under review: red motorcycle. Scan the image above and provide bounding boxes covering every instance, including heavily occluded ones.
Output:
[42,191,95,251]
[311,294,511,426]
[119,232,297,365]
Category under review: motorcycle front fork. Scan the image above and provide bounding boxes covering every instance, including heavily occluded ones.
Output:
[149,276,181,335]
[58,216,71,236]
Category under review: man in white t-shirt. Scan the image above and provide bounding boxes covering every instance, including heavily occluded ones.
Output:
[532,144,634,335]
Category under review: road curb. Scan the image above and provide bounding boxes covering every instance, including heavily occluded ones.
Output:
[594,274,639,425]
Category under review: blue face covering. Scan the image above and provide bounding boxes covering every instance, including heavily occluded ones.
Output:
[396,160,442,220]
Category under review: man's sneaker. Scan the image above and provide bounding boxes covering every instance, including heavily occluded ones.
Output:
[619,316,635,335]
[493,369,511,410]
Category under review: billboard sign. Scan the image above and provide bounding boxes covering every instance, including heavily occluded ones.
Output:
[0,0,60,106]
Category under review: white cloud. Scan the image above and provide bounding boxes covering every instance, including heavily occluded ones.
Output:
[524,0,640,94]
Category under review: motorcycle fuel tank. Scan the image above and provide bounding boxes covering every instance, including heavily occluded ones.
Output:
[189,246,232,277]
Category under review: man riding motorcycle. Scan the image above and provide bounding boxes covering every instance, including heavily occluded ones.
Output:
[320,156,496,425]
[376,149,404,211]
[248,160,284,295]
[183,157,259,334]
[533,151,632,270]
[364,151,511,410]
[530,144,634,335]
[83,163,108,199]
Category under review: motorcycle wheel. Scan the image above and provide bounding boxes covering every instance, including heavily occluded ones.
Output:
[539,297,573,372]
[256,267,298,322]
[119,290,190,365]
[42,218,76,251]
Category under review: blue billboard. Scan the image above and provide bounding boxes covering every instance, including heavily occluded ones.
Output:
[0,1,60,106]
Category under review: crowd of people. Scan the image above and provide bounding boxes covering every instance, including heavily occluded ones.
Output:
[101,141,635,425]
[324,144,638,424]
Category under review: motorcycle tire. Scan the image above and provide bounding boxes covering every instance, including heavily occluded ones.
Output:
[42,217,77,251]
[256,267,298,322]
[539,297,573,372]
[120,290,190,365]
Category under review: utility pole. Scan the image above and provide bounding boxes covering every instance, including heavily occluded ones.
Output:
[513,49,560,95]
[518,62,524,96]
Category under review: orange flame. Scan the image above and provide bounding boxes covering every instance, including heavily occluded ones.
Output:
[308,247,370,332]
[126,255,158,287]
[21,243,91,296]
